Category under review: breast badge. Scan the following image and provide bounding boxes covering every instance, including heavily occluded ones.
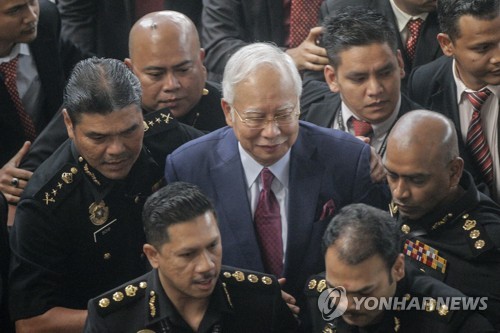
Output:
[89,201,109,226]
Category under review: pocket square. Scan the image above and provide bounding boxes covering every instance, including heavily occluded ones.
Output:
[319,199,335,221]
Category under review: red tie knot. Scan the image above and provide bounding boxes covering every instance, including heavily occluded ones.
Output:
[260,168,275,191]
[349,117,373,137]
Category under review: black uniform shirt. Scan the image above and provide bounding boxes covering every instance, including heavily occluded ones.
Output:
[84,266,299,333]
[9,140,163,321]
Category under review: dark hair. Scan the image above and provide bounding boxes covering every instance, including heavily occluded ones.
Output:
[438,0,500,41]
[63,57,142,124]
[322,203,400,274]
[322,7,398,68]
[142,182,216,248]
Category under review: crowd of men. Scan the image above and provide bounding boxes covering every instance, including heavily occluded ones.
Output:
[1,0,499,332]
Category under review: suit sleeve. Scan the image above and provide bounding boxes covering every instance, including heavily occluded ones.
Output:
[19,110,68,172]
[352,144,391,210]
[57,0,98,56]
[201,0,250,79]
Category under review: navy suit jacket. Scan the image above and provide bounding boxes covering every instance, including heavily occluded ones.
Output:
[408,55,487,188]
[165,121,390,299]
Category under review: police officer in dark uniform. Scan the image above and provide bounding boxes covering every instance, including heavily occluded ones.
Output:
[304,203,495,333]
[84,182,299,333]
[383,110,500,329]
[9,58,164,332]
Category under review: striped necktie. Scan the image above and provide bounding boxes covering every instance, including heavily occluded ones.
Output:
[466,89,494,186]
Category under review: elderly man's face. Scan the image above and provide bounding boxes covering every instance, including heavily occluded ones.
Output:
[127,24,207,118]
[222,67,300,167]
[0,0,39,55]
[63,105,144,180]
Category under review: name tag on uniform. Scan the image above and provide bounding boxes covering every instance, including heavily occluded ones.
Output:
[93,219,118,243]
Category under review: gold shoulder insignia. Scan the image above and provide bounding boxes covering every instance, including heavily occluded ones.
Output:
[220,268,277,288]
[304,274,327,295]
[461,214,494,255]
[34,164,81,210]
[143,110,177,137]
[95,281,147,317]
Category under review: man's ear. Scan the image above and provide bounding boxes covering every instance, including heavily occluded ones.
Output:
[143,243,160,269]
[437,33,454,57]
[449,157,464,188]
[324,65,340,93]
[62,109,75,140]
[124,58,133,71]
[391,254,405,283]
[221,98,234,127]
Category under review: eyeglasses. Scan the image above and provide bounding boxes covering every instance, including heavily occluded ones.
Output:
[231,105,300,129]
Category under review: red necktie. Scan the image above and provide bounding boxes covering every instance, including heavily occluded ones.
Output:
[135,0,164,21]
[0,56,36,141]
[406,18,424,63]
[254,168,283,277]
[289,0,323,48]
[466,89,494,186]
[349,117,373,137]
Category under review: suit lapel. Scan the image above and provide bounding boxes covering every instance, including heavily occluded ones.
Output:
[211,132,264,271]
[306,94,341,128]
[414,12,440,67]
[284,130,324,277]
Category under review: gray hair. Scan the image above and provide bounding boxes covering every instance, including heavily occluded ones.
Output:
[222,43,302,104]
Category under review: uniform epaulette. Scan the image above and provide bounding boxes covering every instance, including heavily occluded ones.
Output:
[33,164,81,210]
[304,273,328,296]
[143,110,177,137]
[460,213,494,256]
[401,293,455,324]
[220,267,278,289]
[94,280,148,317]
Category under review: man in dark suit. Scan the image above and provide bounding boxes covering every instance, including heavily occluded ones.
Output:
[301,8,421,158]
[165,42,390,322]
[308,0,441,87]
[407,0,500,203]
[201,0,329,82]
[56,0,203,60]
[84,182,298,333]
[0,0,66,187]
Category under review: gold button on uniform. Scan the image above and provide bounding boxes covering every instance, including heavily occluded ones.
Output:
[475,240,485,249]
[401,224,411,234]
[98,298,110,308]
[103,253,111,260]
[470,229,481,239]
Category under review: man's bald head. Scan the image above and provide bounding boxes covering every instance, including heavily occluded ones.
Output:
[129,11,200,59]
[387,110,459,167]
[384,110,464,220]
[125,11,206,117]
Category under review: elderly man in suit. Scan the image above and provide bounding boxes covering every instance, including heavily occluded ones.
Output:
[165,42,390,327]
[301,7,421,158]
[408,0,500,203]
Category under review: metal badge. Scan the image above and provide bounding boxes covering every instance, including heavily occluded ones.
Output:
[125,284,138,297]
[113,292,124,302]
[98,298,110,308]
[247,274,258,283]
[308,279,317,290]
[89,201,109,226]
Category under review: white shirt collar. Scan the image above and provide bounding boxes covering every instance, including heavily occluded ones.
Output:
[340,94,402,137]
[390,0,429,32]
[452,58,500,102]
[0,43,30,64]
[238,142,291,190]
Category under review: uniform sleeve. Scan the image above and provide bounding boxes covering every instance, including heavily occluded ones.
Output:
[8,200,70,320]
[83,299,110,333]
